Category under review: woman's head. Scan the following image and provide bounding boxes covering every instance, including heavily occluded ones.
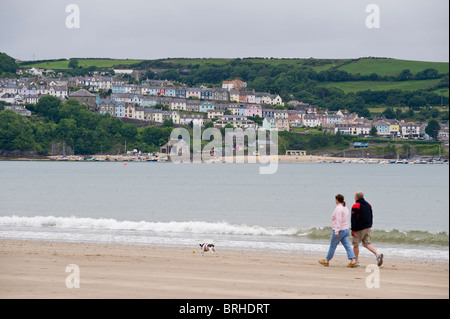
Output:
[335,194,346,206]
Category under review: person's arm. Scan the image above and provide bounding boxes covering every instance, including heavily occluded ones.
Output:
[351,202,360,234]
[331,207,340,236]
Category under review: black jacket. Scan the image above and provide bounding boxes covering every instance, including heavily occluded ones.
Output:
[351,198,373,231]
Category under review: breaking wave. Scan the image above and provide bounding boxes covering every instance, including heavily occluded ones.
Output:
[0,215,448,247]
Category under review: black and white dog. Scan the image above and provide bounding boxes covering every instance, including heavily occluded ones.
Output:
[199,243,216,255]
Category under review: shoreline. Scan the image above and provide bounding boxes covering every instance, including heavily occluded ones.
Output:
[0,239,448,299]
[1,154,448,164]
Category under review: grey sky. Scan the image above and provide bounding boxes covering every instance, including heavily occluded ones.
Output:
[0,0,448,62]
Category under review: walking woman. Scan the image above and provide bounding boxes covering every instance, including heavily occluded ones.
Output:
[318,194,357,267]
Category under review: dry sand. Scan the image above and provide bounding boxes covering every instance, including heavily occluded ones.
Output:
[0,240,448,299]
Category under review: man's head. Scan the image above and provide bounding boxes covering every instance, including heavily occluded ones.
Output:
[355,191,364,201]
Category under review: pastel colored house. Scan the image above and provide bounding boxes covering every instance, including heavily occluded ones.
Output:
[175,87,187,98]
[170,99,187,111]
[124,104,136,119]
[165,87,176,97]
[326,115,342,124]
[255,93,272,105]
[246,104,262,117]
[262,109,276,118]
[140,84,150,95]
[148,87,159,96]
[212,88,228,102]
[387,120,401,138]
[186,100,201,112]
[373,120,391,137]
[200,89,214,100]
[134,107,145,120]
[115,102,126,118]
[215,115,254,129]
[48,85,68,99]
[222,79,247,91]
[270,94,284,106]
[262,117,277,131]
[303,114,320,127]
[239,91,255,104]
[186,88,201,99]
[180,114,204,127]
[229,90,240,103]
[200,101,215,113]
[207,109,224,119]
[112,84,126,94]
[400,121,421,139]
[288,115,302,128]
[276,118,290,131]
[170,111,181,125]
[273,110,288,120]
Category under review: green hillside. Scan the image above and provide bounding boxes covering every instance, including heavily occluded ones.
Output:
[318,79,447,95]
[20,57,449,77]
[20,58,144,70]
[335,58,449,76]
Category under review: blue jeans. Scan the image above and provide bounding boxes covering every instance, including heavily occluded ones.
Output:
[326,229,356,261]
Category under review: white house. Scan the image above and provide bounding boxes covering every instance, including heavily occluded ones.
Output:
[180,114,204,127]
[303,114,320,127]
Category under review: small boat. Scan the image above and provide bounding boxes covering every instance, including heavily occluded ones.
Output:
[147,158,158,162]
[57,156,69,161]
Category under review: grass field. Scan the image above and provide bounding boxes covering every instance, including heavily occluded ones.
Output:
[21,59,144,70]
[21,57,449,77]
[336,58,449,76]
[317,79,445,93]
[163,57,449,76]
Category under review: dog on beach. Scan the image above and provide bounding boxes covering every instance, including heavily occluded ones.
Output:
[199,243,216,255]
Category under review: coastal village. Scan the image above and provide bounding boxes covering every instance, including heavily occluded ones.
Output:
[1,67,449,162]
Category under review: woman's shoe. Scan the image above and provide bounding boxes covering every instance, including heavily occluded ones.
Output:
[318,259,329,267]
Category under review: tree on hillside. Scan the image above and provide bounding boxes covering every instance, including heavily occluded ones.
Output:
[415,68,439,80]
[68,59,79,69]
[431,108,440,119]
[382,108,395,119]
[35,96,62,123]
[397,69,413,81]
[0,52,19,74]
[408,95,428,109]
[369,126,378,137]
[425,120,441,140]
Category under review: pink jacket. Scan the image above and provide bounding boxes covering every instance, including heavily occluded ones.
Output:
[331,203,350,233]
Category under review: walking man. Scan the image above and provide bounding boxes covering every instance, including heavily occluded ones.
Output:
[351,191,383,266]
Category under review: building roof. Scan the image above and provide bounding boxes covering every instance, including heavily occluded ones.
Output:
[69,89,96,97]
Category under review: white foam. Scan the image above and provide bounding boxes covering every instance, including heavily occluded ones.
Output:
[0,215,300,236]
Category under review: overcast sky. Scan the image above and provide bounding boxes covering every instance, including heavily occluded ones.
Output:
[0,0,448,62]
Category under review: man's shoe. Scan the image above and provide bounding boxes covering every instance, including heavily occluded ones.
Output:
[377,253,384,267]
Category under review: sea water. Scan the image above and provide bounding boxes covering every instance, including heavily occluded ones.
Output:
[0,161,448,262]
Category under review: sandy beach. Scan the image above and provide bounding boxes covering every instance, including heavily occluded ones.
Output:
[0,239,447,299]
